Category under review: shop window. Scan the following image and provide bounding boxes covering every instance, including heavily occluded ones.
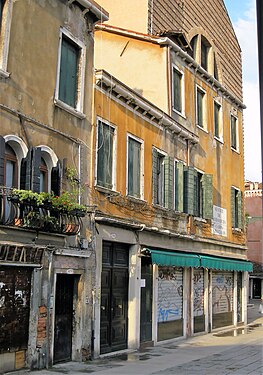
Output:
[127,136,143,199]
[230,114,238,151]
[172,65,184,115]
[196,86,206,129]
[96,120,115,190]
[152,149,173,209]
[55,29,86,116]
[231,186,243,229]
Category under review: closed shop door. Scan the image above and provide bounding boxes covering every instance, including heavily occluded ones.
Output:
[157,267,183,341]
[212,271,233,329]
[100,242,129,354]
[0,266,31,358]
[54,274,77,363]
[140,256,153,343]
[193,269,205,333]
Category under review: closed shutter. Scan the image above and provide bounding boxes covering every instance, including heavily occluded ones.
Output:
[184,166,195,215]
[231,187,236,227]
[31,148,41,193]
[59,37,78,108]
[152,148,158,204]
[0,136,5,186]
[193,269,204,317]
[202,174,213,219]
[175,161,184,212]
[51,161,62,196]
[164,156,173,209]
[20,149,32,190]
[237,190,243,229]
[212,271,233,314]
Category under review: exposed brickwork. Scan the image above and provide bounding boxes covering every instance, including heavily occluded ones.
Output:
[36,305,47,348]
[148,0,242,100]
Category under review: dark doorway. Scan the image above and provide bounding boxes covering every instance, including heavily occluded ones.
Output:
[253,279,261,299]
[54,274,76,363]
[100,242,129,354]
[237,272,242,322]
[140,256,153,344]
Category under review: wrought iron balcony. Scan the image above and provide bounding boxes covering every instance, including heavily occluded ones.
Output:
[0,187,86,235]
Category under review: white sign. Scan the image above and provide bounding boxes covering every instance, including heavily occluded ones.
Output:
[212,205,227,237]
[141,279,146,288]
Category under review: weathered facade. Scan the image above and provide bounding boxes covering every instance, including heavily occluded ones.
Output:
[245,181,263,300]
[0,0,108,372]
[91,0,252,357]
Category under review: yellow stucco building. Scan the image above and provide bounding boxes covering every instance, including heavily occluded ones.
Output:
[90,0,252,356]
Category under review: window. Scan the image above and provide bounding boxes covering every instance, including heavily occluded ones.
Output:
[196,87,206,129]
[201,37,209,71]
[172,66,184,114]
[0,0,12,77]
[214,101,222,140]
[152,149,173,209]
[183,167,213,219]
[55,29,86,116]
[127,136,143,198]
[4,144,18,189]
[96,120,115,189]
[231,187,243,229]
[230,115,238,150]
[40,158,48,193]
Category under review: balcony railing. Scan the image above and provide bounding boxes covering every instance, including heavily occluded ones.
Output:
[0,187,86,236]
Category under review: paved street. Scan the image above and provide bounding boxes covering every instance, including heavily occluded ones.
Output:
[10,304,263,375]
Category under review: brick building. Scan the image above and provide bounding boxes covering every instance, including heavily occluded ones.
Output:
[245,181,263,299]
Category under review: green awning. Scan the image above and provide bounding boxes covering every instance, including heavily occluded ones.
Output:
[200,256,253,272]
[148,249,200,268]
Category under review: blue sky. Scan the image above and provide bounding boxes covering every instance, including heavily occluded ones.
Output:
[224,0,261,182]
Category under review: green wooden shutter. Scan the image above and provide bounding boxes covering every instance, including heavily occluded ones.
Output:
[51,161,62,196]
[0,136,5,186]
[59,37,78,108]
[202,174,213,219]
[183,166,195,215]
[237,190,243,229]
[152,148,158,204]
[164,156,173,209]
[175,161,184,212]
[231,187,236,227]
[32,148,41,193]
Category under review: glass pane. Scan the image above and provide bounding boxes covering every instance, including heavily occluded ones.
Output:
[128,138,141,197]
[97,122,114,188]
[214,103,220,138]
[231,116,237,149]
[173,69,182,112]
[197,90,203,127]
[5,160,15,187]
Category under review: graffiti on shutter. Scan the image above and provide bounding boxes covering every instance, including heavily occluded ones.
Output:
[212,271,233,314]
[158,267,183,322]
[193,269,204,317]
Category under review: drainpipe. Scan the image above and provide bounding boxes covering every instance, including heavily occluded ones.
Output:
[78,144,81,205]
[166,45,172,116]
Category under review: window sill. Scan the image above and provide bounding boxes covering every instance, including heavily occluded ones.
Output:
[214,136,224,144]
[95,185,119,195]
[193,216,207,224]
[172,108,186,119]
[196,125,208,134]
[231,147,240,154]
[232,227,242,233]
[127,195,146,205]
[0,68,10,78]
[54,99,86,119]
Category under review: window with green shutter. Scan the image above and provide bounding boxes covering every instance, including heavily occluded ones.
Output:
[202,174,213,219]
[183,166,195,215]
[128,137,141,198]
[173,67,182,113]
[164,156,174,209]
[59,36,79,108]
[231,187,243,229]
[174,161,184,212]
[230,115,237,150]
[97,121,115,189]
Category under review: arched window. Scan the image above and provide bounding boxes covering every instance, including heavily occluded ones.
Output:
[39,157,48,193]
[4,143,18,188]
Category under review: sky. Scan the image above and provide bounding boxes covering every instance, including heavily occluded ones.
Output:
[224,0,261,182]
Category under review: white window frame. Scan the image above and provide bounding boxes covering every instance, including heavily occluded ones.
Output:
[213,98,223,142]
[153,147,167,207]
[126,133,144,199]
[0,0,13,78]
[54,28,86,119]
[196,84,207,131]
[95,117,117,191]
[172,64,185,117]
[230,113,239,152]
